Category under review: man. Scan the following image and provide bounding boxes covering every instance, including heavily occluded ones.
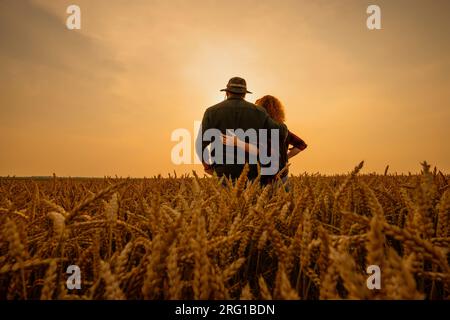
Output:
[197,77,288,182]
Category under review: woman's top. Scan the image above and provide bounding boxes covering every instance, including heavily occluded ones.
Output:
[261,130,307,184]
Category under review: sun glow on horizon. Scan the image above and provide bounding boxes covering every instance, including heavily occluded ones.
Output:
[0,0,449,176]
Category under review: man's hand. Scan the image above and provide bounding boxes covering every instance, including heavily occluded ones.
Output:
[203,163,214,175]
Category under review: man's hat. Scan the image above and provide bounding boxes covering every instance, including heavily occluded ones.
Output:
[220,77,252,94]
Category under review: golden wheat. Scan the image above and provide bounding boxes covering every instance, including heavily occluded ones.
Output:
[0,162,448,300]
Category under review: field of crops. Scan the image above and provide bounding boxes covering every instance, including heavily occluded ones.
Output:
[0,162,448,300]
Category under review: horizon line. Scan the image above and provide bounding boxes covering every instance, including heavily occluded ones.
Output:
[1,171,447,179]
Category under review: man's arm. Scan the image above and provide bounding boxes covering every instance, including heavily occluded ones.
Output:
[195,109,213,171]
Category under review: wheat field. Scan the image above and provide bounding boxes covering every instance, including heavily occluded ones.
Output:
[0,162,448,300]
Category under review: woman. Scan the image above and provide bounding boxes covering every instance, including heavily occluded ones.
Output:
[222,95,307,187]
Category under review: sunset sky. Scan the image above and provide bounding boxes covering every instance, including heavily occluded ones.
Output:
[0,0,449,177]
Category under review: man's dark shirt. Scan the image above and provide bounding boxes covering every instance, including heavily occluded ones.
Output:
[197,97,288,181]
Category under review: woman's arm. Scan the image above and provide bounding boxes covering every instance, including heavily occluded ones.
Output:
[287,147,301,159]
[286,131,307,160]
[221,133,259,156]
[222,132,303,159]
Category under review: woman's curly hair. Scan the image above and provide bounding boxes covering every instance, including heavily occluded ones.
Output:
[255,95,286,123]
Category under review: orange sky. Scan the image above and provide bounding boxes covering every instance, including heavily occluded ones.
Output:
[0,0,449,177]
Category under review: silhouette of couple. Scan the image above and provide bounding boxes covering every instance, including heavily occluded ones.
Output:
[198,77,307,189]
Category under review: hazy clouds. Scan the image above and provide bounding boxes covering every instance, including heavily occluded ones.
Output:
[0,0,449,176]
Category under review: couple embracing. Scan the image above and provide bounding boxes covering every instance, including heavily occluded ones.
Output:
[198,77,307,189]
